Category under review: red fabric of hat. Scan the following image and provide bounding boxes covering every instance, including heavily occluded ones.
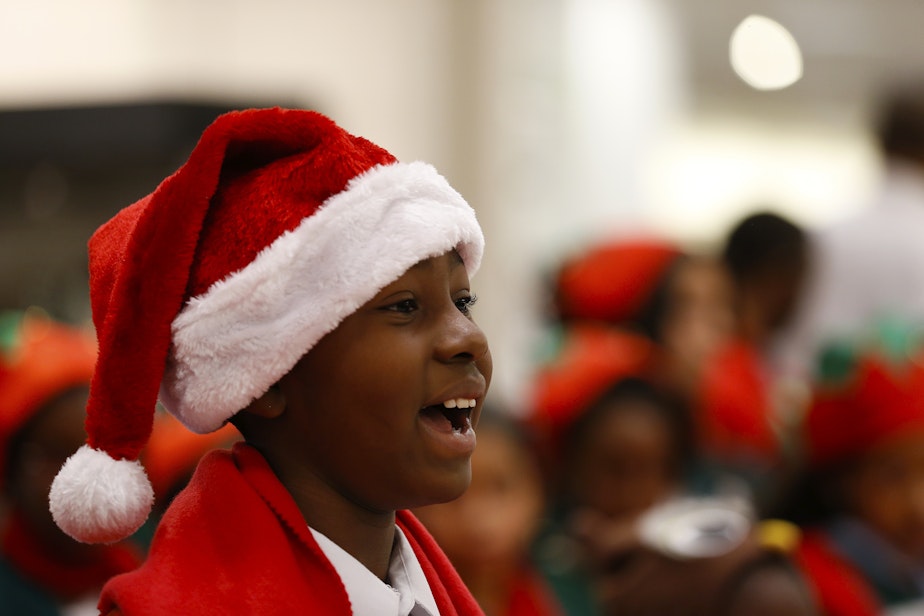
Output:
[0,312,96,483]
[555,239,681,324]
[806,352,924,468]
[49,108,484,544]
[529,323,654,453]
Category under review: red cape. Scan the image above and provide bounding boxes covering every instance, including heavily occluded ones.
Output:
[794,530,880,616]
[100,443,483,615]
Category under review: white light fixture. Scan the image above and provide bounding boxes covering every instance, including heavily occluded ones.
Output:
[729,14,803,91]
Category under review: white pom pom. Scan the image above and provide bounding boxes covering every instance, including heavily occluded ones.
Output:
[49,444,154,544]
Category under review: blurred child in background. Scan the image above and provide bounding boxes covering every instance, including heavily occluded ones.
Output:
[770,322,924,615]
[532,371,815,615]
[555,376,693,523]
[528,234,817,614]
[550,237,735,412]
[414,410,563,616]
[0,310,141,615]
[534,234,741,494]
[697,210,810,505]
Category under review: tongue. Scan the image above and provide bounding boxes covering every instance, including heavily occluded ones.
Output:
[420,405,454,432]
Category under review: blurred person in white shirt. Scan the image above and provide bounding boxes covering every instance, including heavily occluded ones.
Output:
[776,84,924,382]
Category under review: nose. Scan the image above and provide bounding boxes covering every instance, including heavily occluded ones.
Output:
[435,304,490,364]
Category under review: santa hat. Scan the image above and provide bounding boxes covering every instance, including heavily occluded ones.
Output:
[0,311,97,484]
[528,323,654,454]
[554,238,681,324]
[806,332,924,468]
[49,107,484,544]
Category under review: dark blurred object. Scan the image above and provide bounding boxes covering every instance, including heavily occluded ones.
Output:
[572,499,816,616]
[721,210,808,344]
[0,100,300,323]
[875,84,924,165]
[0,103,248,168]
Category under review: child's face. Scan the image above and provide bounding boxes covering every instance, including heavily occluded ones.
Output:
[275,250,492,511]
[843,432,924,560]
[568,399,677,521]
[414,424,544,576]
[660,258,734,375]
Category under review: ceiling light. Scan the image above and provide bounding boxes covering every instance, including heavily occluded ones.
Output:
[729,15,803,91]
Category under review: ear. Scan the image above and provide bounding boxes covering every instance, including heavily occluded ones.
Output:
[242,385,287,419]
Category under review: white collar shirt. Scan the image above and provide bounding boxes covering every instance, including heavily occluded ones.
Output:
[309,526,441,616]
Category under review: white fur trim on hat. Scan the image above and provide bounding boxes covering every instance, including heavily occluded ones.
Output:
[48,444,154,544]
[159,160,484,433]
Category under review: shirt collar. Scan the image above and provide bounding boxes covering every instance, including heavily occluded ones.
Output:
[309,525,440,616]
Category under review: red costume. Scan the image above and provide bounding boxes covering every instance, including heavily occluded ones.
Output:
[101,443,482,615]
[696,337,781,466]
[504,566,565,616]
[791,333,924,614]
[794,530,880,616]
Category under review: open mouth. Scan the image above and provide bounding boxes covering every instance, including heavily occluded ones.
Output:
[420,398,475,433]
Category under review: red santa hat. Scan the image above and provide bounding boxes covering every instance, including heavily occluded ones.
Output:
[806,344,924,469]
[49,107,484,544]
[554,238,682,324]
[528,323,654,455]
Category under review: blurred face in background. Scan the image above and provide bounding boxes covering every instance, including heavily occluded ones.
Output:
[414,420,545,577]
[567,395,678,522]
[656,257,735,395]
[843,432,924,561]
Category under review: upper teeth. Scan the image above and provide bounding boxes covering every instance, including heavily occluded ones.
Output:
[443,398,476,409]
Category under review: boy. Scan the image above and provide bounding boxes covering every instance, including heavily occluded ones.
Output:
[48,108,492,614]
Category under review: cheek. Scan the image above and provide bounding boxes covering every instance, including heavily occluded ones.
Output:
[477,348,493,391]
[848,474,924,545]
[298,343,417,430]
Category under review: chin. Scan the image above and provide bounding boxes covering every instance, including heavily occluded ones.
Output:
[411,469,473,508]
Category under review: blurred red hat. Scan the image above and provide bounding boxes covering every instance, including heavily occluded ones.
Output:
[555,238,682,324]
[529,323,654,453]
[806,348,924,468]
[0,311,97,483]
[143,412,240,503]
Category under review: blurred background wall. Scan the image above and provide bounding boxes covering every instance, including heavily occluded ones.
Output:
[2,0,923,409]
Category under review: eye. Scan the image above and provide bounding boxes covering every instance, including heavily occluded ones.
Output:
[455,294,478,316]
[384,298,419,314]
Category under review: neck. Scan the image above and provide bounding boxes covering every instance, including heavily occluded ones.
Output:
[257,445,397,580]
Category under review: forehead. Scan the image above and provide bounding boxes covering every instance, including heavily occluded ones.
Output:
[408,249,463,269]
[384,250,466,285]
